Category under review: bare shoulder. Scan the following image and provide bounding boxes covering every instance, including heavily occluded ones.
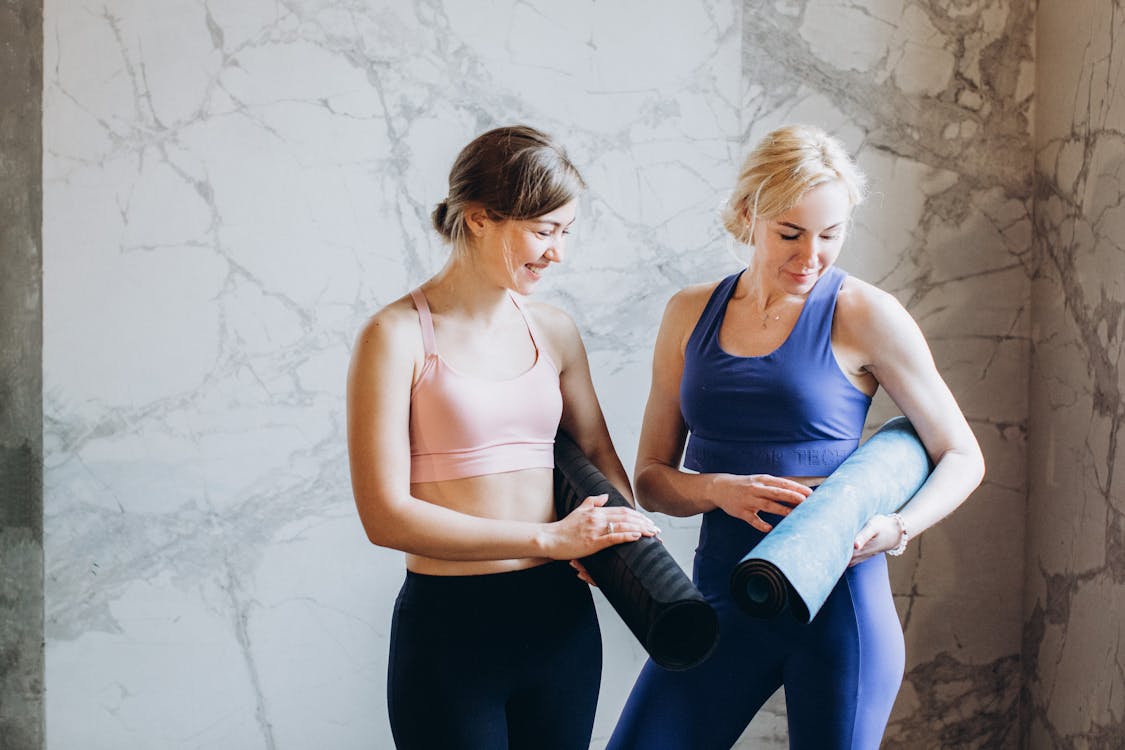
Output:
[835,274,914,333]
[523,299,580,340]
[660,279,723,345]
[522,299,584,368]
[351,293,425,366]
[835,273,929,370]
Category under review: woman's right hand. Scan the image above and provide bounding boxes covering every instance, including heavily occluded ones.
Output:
[542,494,660,560]
[710,474,812,532]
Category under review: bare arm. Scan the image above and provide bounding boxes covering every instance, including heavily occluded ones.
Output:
[841,282,986,560]
[346,303,649,561]
[534,303,634,504]
[634,288,811,530]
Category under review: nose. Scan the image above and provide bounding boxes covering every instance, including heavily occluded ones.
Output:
[794,237,818,269]
[545,238,565,264]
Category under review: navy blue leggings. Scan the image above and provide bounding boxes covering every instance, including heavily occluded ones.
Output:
[388,561,601,750]
[607,529,904,750]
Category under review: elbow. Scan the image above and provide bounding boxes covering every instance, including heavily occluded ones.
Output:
[633,464,664,513]
[938,441,986,492]
[355,499,409,551]
[359,518,398,550]
[963,434,986,488]
[972,447,986,488]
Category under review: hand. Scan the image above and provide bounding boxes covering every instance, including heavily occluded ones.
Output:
[570,559,596,586]
[712,474,812,532]
[544,494,660,560]
[850,514,905,566]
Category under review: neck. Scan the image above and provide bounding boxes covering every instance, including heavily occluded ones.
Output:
[424,251,515,323]
[739,261,789,311]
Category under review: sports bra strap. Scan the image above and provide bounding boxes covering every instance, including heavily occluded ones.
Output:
[507,293,537,345]
[509,293,554,364]
[409,288,437,356]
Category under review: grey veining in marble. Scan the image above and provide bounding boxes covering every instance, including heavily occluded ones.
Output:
[1025,1,1125,747]
[733,2,1033,747]
[41,1,1036,748]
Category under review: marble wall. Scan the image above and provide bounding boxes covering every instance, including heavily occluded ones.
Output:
[1024,1,1125,747]
[0,2,44,748]
[41,1,1032,748]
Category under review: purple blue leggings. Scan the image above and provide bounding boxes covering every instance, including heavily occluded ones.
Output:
[608,541,904,750]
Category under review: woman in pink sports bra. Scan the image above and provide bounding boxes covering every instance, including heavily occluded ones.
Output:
[347,125,658,750]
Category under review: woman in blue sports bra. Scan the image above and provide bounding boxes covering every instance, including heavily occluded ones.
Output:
[347,126,658,749]
[607,124,986,750]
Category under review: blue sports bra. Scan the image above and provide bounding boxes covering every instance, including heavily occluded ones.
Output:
[680,266,872,478]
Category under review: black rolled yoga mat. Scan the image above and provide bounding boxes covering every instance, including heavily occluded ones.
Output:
[553,432,718,671]
[730,417,933,624]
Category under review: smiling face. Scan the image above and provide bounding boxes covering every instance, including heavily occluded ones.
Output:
[749,179,851,295]
[481,200,577,295]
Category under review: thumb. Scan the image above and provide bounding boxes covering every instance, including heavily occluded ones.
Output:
[854,525,875,550]
[582,493,610,508]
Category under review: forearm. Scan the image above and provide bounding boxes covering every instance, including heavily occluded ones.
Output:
[895,446,985,537]
[587,443,636,505]
[635,462,722,517]
[362,496,556,561]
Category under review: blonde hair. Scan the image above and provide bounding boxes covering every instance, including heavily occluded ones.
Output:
[432,125,585,249]
[721,124,867,245]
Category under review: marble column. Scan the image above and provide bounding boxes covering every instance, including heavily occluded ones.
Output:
[0,1,44,749]
[1024,1,1125,747]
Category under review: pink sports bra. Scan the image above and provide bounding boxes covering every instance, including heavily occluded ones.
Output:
[408,288,563,483]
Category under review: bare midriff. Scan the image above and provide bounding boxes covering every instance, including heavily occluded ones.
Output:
[407,467,557,576]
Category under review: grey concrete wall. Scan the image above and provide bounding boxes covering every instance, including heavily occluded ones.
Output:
[0,1,44,749]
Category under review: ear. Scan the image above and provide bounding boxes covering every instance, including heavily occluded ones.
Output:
[742,208,758,245]
[463,204,490,238]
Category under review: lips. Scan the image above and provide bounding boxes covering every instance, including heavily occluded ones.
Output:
[525,263,548,280]
[789,269,820,283]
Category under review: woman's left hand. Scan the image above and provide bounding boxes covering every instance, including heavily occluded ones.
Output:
[850,514,905,566]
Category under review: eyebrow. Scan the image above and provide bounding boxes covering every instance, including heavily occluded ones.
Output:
[778,221,845,232]
[533,218,577,228]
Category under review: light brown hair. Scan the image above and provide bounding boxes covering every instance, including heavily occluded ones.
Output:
[432,126,585,248]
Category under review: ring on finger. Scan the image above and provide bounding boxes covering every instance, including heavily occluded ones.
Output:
[608,521,616,535]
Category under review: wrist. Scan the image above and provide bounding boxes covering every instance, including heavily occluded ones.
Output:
[704,473,731,513]
[532,522,558,559]
[886,513,909,556]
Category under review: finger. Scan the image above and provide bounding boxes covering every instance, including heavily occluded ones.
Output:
[592,530,645,550]
[606,509,661,533]
[744,513,773,533]
[580,493,610,508]
[758,500,798,517]
[853,524,876,550]
[772,487,810,506]
[849,549,874,567]
[570,560,597,586]
[758,475,815,496]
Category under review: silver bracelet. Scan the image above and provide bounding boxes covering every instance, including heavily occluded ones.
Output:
[886,513,909,556]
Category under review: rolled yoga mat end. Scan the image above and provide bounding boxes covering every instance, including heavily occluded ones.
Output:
[729,559,790,619]
[730,416,933,623]
[554,432,719,671]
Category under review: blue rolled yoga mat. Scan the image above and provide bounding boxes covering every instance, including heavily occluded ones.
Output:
[729,417,933,624]
[554,432,719,671]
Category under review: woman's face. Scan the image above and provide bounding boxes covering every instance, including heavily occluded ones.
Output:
[487,200,577,295]
[750,179,851,294]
